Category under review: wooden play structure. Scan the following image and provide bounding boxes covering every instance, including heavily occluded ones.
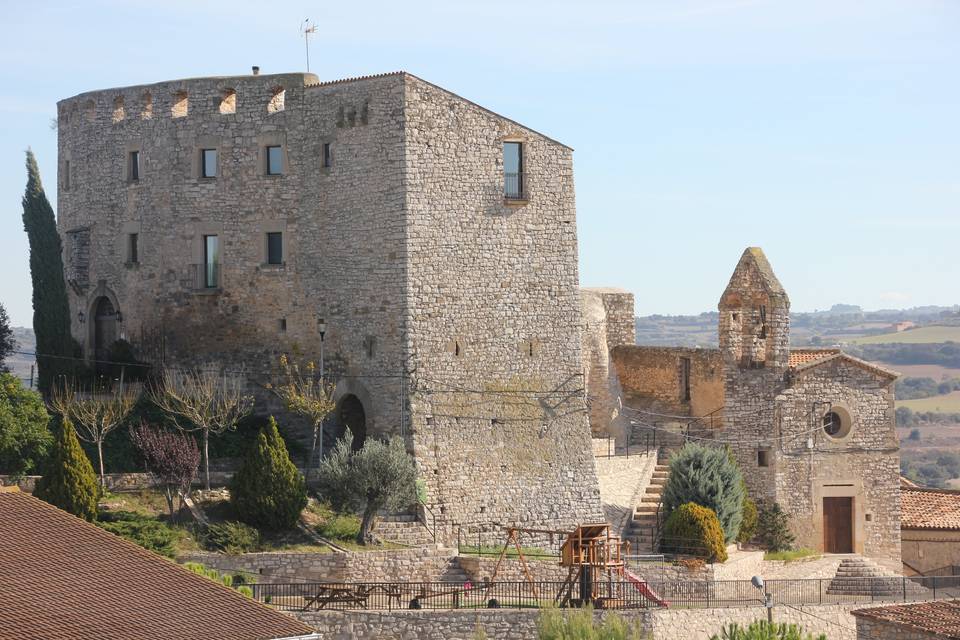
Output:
[486,523,667,609]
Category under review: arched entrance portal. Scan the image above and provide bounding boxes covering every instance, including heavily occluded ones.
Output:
[92,297,117,366]
[336,394,367,451]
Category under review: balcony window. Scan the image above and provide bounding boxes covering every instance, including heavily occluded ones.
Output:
[203,234,219,288]
[201,149,218,178]
[266,232,283,265]
[266,145,283,175]
[503,141,524,200]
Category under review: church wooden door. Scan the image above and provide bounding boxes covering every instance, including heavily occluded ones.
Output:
[823,497,853,554]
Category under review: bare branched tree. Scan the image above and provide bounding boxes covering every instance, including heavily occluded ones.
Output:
[149,367,253,490]
[130,421,200,520]
[266,354,335,472]
[50,378,140,487]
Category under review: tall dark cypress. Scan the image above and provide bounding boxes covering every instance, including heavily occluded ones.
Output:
[21,150,73,392]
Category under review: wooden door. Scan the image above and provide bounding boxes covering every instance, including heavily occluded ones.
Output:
[823,497,853,553]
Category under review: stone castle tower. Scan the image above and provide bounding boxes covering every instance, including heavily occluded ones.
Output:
[56,70,603,534]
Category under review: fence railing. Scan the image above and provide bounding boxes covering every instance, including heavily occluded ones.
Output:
[254,575,960,612]
[504,172,526,200]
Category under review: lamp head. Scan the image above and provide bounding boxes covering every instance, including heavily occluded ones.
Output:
[751,576,765,590]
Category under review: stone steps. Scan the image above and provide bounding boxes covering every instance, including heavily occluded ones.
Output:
[624,460,671,553]
[372,515,435,547]
[826,557,928,596]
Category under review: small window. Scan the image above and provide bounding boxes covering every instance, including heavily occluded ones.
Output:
[127,233,139,264]
[322,143,332,168]
[504,141,524,199]
[219,89,236,115]
[279,318,287,332]
[129,151,140,181]
[268,87,285,113]
[201,149,218,178]
[63,160,70,191]
[172,91,188,118]
[757,448,770,467]
[112,96,125,123]
[203,234,219,288]
[679,357,691,402]
[266,232,283,265]
[266,145,283,175]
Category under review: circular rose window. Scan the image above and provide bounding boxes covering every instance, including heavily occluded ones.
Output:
[822,409,852,439]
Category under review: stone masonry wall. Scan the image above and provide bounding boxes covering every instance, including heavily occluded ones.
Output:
[775,358,901,562]
[581,288,635,437]
[612,345,724,419]
[401,75,602,532]
[298,604,860,640]
[854,616,943,640]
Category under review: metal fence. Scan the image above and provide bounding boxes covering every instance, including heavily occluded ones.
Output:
[254,575,960,612]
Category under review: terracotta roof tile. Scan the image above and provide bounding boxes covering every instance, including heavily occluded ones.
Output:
[788,349,840,368]
[0,488,316,640]
[852,599,960,638]
[901,486,960,530]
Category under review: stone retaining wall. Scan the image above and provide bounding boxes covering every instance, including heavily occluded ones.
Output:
[178,547,458,584]
[457,555,569,584]
[297,603,859,639]
[0,472,235,493]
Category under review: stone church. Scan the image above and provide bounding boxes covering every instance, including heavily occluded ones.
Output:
[56,70,603,534]
[585,248,902,563]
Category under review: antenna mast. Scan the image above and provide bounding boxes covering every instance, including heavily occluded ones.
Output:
[301,19,317,73]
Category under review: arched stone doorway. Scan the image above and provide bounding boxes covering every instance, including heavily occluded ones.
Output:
[92,296,117,365]
[335,394,367,451]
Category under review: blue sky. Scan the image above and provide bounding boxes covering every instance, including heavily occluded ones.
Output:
[1,0,957,326]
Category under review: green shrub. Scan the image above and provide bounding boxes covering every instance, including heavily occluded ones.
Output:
[536,605,644,640]
[660,502,728,563]
[0,372,52,477]
[756,502,795,552]
[737,497,758,544]
[662,443,745,543]
[34,416,99,521]
[201,520,261,554]
[311,502,362,541]
[184,562,206,576]
[230,417,307,530]
[236,585,253,598]
[97,511,179,557]
[710,620,826,640]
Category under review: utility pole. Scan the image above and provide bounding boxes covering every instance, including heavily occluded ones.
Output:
[301,19,317,73]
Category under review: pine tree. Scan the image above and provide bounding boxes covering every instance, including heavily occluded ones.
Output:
[661,442,746,544]
[230,417,307,530]
[34,415,99,521]
[21,150,73,392]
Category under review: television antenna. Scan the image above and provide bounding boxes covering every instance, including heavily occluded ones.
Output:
[301,19,317,73]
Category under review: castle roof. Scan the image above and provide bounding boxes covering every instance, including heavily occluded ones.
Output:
[719,247,789,307]
[789,349,899,381]
[901,485,960,530]
[0,487,317,640]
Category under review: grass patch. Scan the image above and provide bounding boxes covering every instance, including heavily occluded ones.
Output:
[852,326,960,345]
[763,548,820,562]
[898,391,960,412]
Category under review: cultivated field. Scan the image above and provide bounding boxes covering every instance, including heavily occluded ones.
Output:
[852,325,960,345]
[892,363,960,381]
[898,391,960,413]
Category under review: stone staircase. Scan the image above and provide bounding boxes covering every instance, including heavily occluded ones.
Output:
[625,458,670,553]
[373,514,436,547]
[826,556,928,597]
[438,557,471,584]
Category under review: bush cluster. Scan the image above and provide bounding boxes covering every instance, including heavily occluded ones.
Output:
[710,621,826,640]
[536,605,644,640]
[97,510,180,557]
[660,502,728,563]
[661,443,745,544]
[201,520,261,554]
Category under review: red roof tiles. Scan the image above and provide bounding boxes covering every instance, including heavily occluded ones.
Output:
[788,349,840,368]
[901,486,960,530]
[0,488,316,640]
[852,599,960,638]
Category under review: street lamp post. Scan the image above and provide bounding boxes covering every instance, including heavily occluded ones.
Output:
[752,575,773,624]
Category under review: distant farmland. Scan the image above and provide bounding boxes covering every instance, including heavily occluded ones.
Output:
[898,391,960,412]
[851,325,960,345]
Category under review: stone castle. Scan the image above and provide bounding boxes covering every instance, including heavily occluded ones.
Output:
[56,70,602,534]
[57,70,901,561]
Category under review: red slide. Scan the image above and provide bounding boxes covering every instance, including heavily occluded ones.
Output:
[624,570,669,607]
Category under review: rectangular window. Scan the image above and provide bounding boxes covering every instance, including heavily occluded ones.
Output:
[201,149,218,178]
[203,234,219,288]
[129,150,140,181]
[128,233,139,264]
[322,143,332,168]
[758,448,770,467]
[679,357,691,402]
[266,145,283,175]
[266,232,283,265]
[503,141,523,199]
[64,160,70,190]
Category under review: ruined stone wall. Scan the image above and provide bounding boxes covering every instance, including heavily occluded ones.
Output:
[901,529,960,575]
[401,75,601,531]
[581,288,635,436]
[612,346,723,418]
[57,72,408,439]
[774,359,901,562]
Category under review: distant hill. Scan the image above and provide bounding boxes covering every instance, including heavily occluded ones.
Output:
[4,327,36,387]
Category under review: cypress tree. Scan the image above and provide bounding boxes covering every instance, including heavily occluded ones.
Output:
[21,149,73,392]
[230,417,307,530]
[34,415,99,521]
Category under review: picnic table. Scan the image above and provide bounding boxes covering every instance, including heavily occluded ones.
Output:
[300,584,404,610]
